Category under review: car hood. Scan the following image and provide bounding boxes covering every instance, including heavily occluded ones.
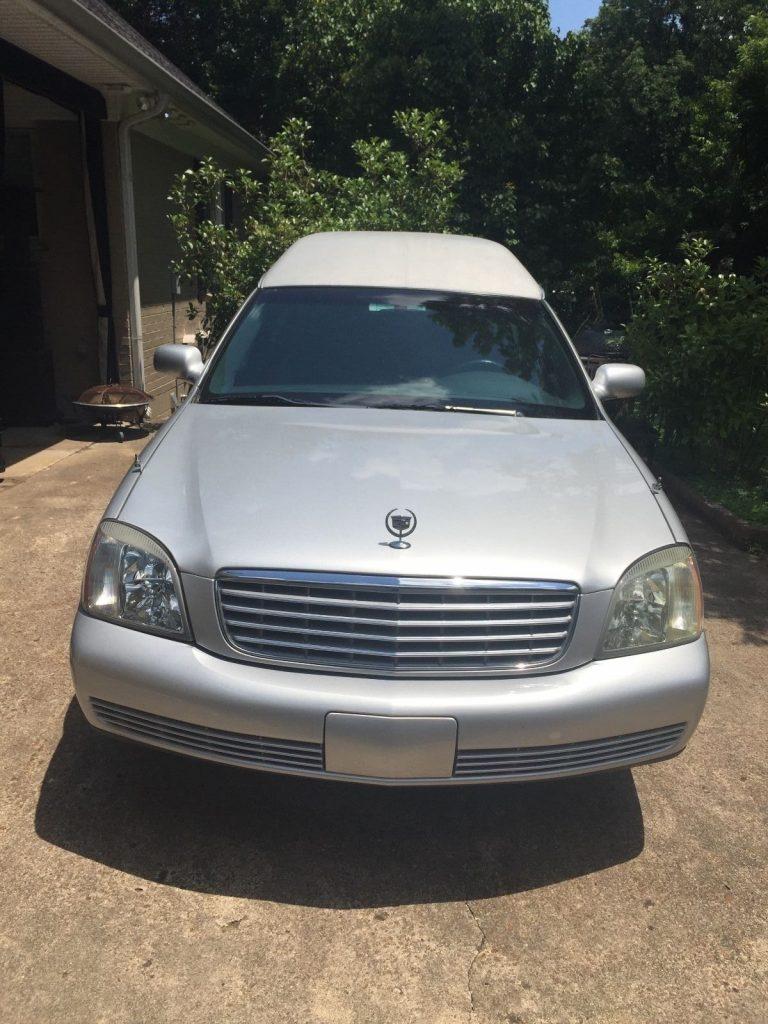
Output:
[118,404,673,592]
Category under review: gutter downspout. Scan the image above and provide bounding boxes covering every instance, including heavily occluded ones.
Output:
[118,92,170,389]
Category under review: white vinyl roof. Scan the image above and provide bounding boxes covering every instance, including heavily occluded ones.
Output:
[260,232,544,299]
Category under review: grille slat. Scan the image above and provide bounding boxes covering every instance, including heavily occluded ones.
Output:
[221,603,573,628]
[90,699,321,751]
[457,726,685,763]
[90,698,324,771]
[454,723,686,778]
[219,587,574,612]
[226,619,569,644]
[457,739,678,772]
[456,743,675,775]
[100,720,323,767]
[232,634,563,659]
[94,711,322,765]
[217,571,578,677]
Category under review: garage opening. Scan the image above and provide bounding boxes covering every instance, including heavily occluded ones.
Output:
[0,49,114,428]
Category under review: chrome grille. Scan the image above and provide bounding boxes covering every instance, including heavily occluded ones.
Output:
[90,698,324,772]
[216,570,579,677]
[454,723,686,779]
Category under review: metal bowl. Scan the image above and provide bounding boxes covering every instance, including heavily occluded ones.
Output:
[73,385,152,426]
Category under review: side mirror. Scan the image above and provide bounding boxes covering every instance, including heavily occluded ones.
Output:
[153,343,204,384]
[592,362,645,401]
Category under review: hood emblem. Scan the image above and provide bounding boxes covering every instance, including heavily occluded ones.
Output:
[385,508,417,549]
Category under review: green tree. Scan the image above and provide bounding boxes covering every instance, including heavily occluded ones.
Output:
[169,110,462,345]
[116,0,768,332]
[560,0,765,320]
[626,238,768,475]
[729,13,768,265]
[278,1,562,243]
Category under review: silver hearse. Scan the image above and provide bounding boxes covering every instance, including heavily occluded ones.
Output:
[71,232,709,784]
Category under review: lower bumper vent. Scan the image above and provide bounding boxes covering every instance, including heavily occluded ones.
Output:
[454,723,686,779]
[91,699,685,781]
[90,697,324,772]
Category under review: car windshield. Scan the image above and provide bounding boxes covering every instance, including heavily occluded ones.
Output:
[200,287,598,419]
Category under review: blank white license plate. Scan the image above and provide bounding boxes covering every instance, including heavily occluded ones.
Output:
[324,713,458,779]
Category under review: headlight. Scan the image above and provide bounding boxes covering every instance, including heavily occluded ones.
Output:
[599,544,702,656]
[83,521,191,639]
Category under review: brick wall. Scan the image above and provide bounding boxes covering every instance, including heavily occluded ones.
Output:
[141,298,205,416]
[131,132,203,417]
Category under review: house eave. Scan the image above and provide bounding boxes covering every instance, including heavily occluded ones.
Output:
[25,0,268,165]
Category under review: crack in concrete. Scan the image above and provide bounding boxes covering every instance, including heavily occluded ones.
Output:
[464,900,487,1021]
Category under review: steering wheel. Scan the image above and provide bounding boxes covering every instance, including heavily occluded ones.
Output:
[455,358,507,373]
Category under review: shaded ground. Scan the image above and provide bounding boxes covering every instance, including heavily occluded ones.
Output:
[0,424,149,483]
[0,437,766,1023]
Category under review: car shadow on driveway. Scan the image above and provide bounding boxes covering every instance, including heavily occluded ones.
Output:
[35,701,645,908]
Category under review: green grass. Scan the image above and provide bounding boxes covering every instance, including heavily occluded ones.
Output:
[658,447,768,527]
[616,417,768,530]
[683,473,768,527]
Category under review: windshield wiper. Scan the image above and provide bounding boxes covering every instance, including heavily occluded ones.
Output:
[205,394,527,416]
[443,404,525,417]
[204,393,335,407]
[343,400,525,416]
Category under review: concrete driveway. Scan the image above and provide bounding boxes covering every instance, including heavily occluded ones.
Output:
[1,436,766,1024]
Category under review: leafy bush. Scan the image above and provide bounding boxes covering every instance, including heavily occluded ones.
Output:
[169,110,462,347]
[626,238,768,476]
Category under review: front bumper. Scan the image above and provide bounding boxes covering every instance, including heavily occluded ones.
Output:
[71,612,709,785]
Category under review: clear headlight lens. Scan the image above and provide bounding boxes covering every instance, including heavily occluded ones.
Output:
[600,544,702,656]
[83,521,190,639]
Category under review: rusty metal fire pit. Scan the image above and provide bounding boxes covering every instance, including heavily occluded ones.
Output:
[73,384,152,428]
